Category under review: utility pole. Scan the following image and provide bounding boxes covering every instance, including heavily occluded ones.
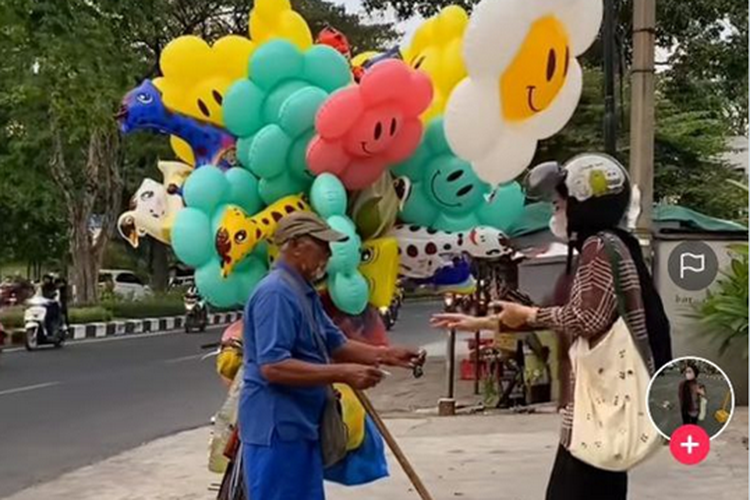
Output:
[629,0,656,236]
[602,0,617,156]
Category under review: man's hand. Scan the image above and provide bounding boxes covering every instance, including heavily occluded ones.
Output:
[381,346,425,369]
[338,363,384,390]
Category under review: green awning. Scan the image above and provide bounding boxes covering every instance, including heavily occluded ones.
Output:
[507,202,747,238]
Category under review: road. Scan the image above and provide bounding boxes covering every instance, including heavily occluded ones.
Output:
[0,301,445,498]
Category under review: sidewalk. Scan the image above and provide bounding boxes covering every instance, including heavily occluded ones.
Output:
[5,408,747,500]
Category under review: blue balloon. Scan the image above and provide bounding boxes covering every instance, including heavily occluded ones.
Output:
[311,174,347,218]
[183,165,229,214]
[196,260,240,308]
[171,208,214,268]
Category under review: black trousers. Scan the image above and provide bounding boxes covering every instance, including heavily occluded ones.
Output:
[546,445,627,500]
[682,412,698,425]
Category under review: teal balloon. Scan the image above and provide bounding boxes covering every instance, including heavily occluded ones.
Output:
[289,130,316,180]
[225,167,262,215]
[196,260,239,308]
[211,204,232,236]
[247,124,292,179]
[302,45,352,93]
[234,258,268,304]
[278,87,328,138]
[250,40,305,91]
[328,272,369,315]
[258,174,307,206]
[236,136,254,169]
[263,81,309,124]
[172,208,214,267]
[224,80,264,137]
[478,181,526,232]
[326,215,360,274]
[311,174,347,218]
[184,165,228,214]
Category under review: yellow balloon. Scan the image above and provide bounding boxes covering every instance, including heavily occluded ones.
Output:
[402,5,469,122]
[249,0,313,50]
[156,35,256,164]
[351,50,380,69]
[359,238,399,308]
[170,136,196,166]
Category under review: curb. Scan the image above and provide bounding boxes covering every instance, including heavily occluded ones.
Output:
[5,311,243,346]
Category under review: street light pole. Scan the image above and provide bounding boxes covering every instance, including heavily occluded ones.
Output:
[629,0,656,236]
[603,0,618,156]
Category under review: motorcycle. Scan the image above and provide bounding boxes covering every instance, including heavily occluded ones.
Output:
[23,293,67,351]
[379,305,396,331]
[0,320,6,361]
[184,292,208,333]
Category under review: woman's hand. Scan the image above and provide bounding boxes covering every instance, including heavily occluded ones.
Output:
[491,300,538,329]
[430,313,489,332]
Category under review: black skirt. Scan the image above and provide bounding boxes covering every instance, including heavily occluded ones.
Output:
[546,445,628,500]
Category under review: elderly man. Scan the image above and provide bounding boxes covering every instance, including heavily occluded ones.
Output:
[240,211,423,500]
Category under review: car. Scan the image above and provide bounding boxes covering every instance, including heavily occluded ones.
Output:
[98,269,152,299]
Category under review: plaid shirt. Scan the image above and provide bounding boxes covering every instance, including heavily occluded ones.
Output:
[531,234,655,448]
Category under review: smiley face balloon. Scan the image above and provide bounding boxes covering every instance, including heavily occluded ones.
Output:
[445,0,603,186]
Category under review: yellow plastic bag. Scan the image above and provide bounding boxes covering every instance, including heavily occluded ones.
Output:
[715,391,731,424]
[334,383,366,451]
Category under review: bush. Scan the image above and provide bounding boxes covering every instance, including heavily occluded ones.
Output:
[102,293,184,319]
[69,307,112,324]
[697,243,749,358]
[0,306,24,328]
[0,305,111,328]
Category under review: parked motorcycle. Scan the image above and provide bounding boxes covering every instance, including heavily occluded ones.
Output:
[24,293,67,351]
[184,287,208,333]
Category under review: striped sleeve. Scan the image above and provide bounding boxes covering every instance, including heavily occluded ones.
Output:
[531,237,618,339]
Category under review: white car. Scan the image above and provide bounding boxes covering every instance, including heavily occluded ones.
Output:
[99,270,152,299]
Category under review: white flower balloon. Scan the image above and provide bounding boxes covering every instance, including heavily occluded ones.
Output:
[445,0,603,186]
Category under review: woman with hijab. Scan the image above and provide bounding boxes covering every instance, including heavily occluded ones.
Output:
[431,154,672,500]
[679,362,707,425]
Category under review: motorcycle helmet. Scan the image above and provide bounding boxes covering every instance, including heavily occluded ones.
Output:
[526,153,631,271]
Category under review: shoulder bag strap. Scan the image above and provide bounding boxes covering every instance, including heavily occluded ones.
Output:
[276,268,331,363]
[598,231,629,324]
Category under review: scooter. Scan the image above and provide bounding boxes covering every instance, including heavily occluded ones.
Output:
[23,293,67,351]
[184,291,208,333]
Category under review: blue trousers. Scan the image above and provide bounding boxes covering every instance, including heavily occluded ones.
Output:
[243,436,325,500]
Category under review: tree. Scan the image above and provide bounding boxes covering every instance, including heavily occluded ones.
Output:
[0,0,397,302]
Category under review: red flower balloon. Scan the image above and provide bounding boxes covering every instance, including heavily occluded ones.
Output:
[307,60,433,190]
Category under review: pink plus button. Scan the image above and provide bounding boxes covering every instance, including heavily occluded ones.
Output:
[670,425,710,465]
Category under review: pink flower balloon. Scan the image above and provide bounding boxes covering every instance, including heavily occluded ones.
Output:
[307,60,433,190]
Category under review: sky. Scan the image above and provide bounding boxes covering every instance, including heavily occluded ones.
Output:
[334,0,423,46]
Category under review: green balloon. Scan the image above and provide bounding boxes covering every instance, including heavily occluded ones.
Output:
[224,80,264,138]
[310,173,347,218]
[278,87,328,139]
[302,45,353,93]
[183,165,229,214]
[225,168,262,215]
[250,40,305,91]
[171,208,214,268]
[328,272,369,315]
[247,124,291,179]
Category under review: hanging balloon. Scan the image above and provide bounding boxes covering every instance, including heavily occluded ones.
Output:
[444,0,603,185]
[393,118,525,232]
[223,39,351,205]
[401,5,469,122]
[307,60,433,190]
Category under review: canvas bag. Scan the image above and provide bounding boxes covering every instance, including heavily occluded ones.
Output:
[567,235,661,472]
[278,268,349,468]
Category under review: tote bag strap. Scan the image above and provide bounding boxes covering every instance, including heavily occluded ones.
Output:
[598,231,629,326]
[276,268,330,363]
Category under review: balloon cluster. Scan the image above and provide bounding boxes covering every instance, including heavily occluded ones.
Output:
[116,0,601,308]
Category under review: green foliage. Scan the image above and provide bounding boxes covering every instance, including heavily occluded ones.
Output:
[0,305,112,328]
[101,292,185,319]
[697,244,749,359]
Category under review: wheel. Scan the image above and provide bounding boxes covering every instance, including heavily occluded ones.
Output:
[25,327,39,351]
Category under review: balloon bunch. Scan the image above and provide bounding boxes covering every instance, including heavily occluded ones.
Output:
[116,0,602,309]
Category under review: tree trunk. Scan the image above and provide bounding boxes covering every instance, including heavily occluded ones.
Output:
[151,241,169,292]
[50,124,123,305]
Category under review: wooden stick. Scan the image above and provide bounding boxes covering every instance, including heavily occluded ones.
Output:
[353,389,434,500]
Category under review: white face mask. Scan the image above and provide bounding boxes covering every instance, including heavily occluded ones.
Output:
[549,212,569,241]
[685,372,695,381]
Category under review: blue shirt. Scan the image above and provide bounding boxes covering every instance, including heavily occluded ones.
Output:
[239,262,348,446]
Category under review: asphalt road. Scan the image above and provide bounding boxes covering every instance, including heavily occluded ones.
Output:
[0,301,444,498]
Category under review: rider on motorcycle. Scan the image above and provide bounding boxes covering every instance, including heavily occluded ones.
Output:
[40,274,67,333]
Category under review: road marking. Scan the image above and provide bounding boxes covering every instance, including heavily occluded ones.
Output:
[3,326,223,354]
[163,354,205,364]
[0,381,61,397]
